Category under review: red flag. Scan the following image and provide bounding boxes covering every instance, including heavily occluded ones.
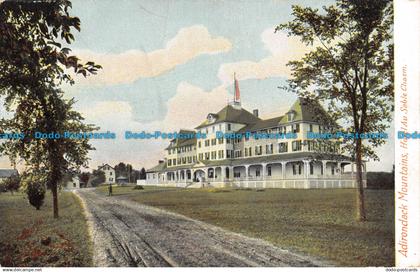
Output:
[234,73,240,102]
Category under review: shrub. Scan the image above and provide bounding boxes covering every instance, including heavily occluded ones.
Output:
[4,174,20,194]
[26,181,46,210]
[133,185,144,190]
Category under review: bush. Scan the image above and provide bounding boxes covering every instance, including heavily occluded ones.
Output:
[26,181,46,210]
[4,175,20,194]
[133,185,144,190]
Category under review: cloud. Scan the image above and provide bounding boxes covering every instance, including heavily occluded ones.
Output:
[162,82,229,131]
[218,28,311,86]
[75,25,232,86]
[75,82,230,169]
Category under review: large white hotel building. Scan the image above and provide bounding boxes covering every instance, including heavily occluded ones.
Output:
[143,78,366,189]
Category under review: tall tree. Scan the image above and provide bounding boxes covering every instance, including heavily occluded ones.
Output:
[276,0,393,221]
[0,0,101,218]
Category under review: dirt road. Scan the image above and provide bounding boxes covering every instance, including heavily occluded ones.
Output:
[75,189,328,267]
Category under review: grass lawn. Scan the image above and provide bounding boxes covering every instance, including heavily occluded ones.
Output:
[105,186,394,267]
[0,191,92,267]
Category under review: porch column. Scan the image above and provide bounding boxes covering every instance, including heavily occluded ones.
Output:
[322,160,328,178]
[303,160,309,178]
[220,167,225,182]
[281,162,287,179]
[261,163,267,180]
[228,166,233,181]
[244,165,249,180]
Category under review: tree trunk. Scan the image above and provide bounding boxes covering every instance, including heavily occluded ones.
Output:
[51,180,59,218]
[355,138,367,221]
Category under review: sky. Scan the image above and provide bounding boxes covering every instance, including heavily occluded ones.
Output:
[0,0,394,172]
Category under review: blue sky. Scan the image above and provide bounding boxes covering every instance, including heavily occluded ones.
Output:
[0,0,394,171]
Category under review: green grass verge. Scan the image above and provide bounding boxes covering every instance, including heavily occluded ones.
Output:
[0,191,92,267]
[105,186,394,267]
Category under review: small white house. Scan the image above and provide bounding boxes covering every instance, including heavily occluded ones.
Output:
[98,163,116,184]
[65,176,82,189]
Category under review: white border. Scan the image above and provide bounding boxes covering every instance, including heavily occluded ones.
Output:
[395,0,420,267]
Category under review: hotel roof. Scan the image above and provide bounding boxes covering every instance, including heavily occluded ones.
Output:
[195,104,261,129]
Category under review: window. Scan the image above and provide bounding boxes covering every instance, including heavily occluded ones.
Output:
[227,123,231,131]
[248,147,252,156]
[309,124,313,132]
[307,140,315,151]
[218,138,224,144]
[310,163,314,175]
[331,165,335,175]
[205,140,210,147]
[256,169,260,177]
[266,144,273,154]
[292,124,300,133]
[199,153,203,161]
[267,166,272,176]
[205,152,210,160]
[278,142,288,153]
[110,172,113,176]
[198,141,201,148]
[292,140,302,151]
[168,160,172,166]
[211,139,217,145]
[245,148,248,157]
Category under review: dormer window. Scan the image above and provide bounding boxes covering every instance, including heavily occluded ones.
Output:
[207,113,216,123]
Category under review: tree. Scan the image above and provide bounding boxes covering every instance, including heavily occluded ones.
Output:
[139,168,146,180]
[276,0,393,221]
[0,1,101,218]
[78,172,90,188]
[91,170,105,187]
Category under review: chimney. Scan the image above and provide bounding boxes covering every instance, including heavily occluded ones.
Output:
[253,109,259,117]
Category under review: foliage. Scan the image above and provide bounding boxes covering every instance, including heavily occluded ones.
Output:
[367,171,394,189]
[21,172,47,210]
[276,0,393,159]
[133,185,144,190]
[139,167,146,180]
[276,0,393,221]
[78,172,90,188]
[3,174,20,194]
[90,170,105,187]
[0,0,101,218]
